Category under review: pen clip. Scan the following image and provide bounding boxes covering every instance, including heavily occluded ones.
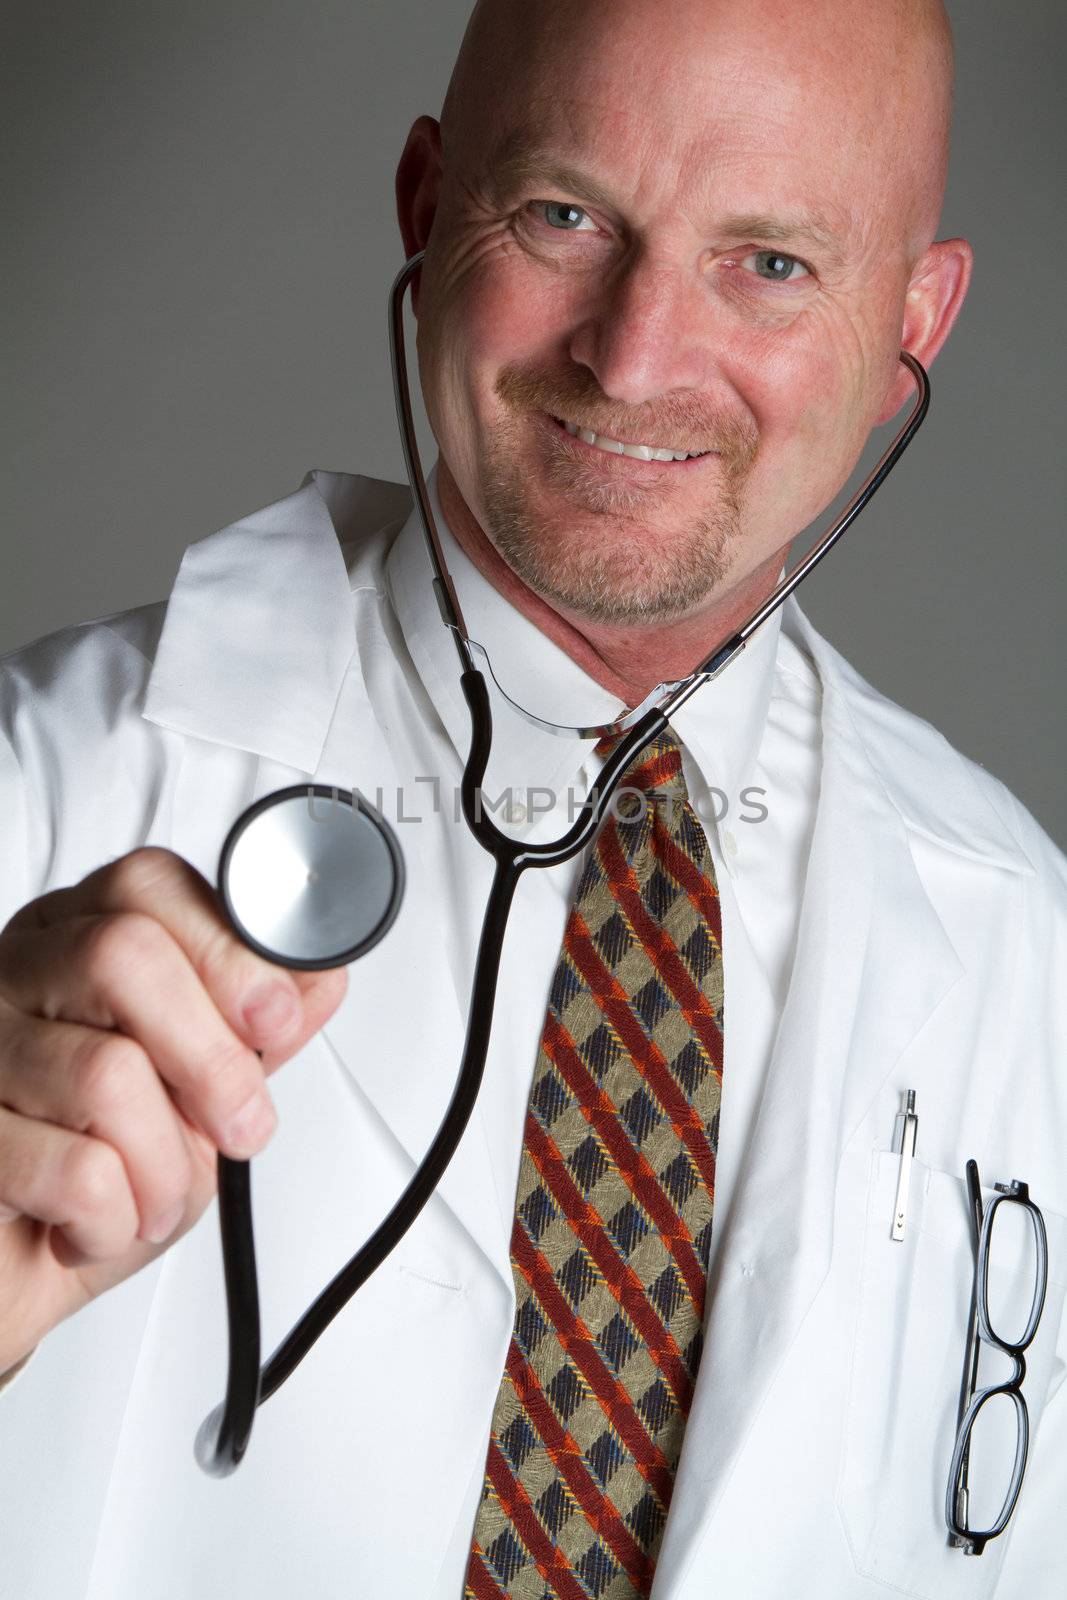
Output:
[891,1089,918,1242]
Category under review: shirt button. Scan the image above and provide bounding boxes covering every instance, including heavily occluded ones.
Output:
[506,797,528,825]
[724,830,739,859]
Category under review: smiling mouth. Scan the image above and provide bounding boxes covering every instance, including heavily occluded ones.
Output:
[548,414,713,463]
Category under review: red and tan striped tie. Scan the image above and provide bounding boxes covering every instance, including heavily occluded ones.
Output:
[464,729,724,1599]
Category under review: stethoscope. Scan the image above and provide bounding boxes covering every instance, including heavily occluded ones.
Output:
[194,249,930,1475]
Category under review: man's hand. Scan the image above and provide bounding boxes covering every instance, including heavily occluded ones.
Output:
[0,847,347,1374]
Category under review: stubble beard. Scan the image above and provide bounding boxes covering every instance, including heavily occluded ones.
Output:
[479,367,758,627]
[481,428,748,627]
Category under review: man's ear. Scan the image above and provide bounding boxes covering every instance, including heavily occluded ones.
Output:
[396,115,444,314]
[875,237,973,423]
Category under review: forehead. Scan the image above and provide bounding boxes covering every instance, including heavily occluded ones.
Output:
[465,9,911,256]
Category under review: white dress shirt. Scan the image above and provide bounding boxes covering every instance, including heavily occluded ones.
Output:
[376,463,822,1260]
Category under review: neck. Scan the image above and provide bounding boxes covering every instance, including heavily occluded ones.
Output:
[436,460,786,706]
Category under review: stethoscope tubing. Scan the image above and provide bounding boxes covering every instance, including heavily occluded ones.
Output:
[195,689,670,1473]
[196,257,931,1475]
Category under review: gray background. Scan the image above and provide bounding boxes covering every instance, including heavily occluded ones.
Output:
[3,0,1064,843]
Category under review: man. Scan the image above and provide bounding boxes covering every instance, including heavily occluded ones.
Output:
[0,1,1064,1596]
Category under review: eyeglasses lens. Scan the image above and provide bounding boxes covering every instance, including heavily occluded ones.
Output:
[959,1390,1022,1533]
[984,1200,1042,1347]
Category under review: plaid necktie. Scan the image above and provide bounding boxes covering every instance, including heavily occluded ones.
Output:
[464,729,724,1599]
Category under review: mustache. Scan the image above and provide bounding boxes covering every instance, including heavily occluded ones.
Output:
[495,361,759,472]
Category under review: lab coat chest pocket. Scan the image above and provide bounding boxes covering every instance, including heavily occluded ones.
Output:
[836,1151,1067,1599]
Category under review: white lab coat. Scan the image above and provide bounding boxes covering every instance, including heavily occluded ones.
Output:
[0,471,1064,1600]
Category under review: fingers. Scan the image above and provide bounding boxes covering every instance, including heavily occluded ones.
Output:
[0,1104,141,1262]
[0,847,351,1358]
[4,847,346,1067]
[0,848,349,1160]
[0,1005,194,1245]
[0,914,285,1160]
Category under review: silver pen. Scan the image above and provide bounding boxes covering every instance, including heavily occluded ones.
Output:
[891,1089,919,1241]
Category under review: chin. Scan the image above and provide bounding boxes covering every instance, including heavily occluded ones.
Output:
[490,502,737,628]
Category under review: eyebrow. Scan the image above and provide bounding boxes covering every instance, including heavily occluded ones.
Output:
[712,212,843,264]
[486,142,845,265]
[487,145,620,214]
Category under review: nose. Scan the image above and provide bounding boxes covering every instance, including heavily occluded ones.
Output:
[568,251,713,406]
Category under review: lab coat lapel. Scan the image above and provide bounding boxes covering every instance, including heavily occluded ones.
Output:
[142,477,510,1286]
[311,599,511,1284]
[142,478,358,772]
[651,642,964,1596]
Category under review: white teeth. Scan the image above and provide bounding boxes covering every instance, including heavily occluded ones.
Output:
[559,417,703,460]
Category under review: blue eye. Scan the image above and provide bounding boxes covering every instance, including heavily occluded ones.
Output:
[745,250,809,282]
[538,201,594,231]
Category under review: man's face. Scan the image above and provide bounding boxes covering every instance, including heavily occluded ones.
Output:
[407,0,949,630]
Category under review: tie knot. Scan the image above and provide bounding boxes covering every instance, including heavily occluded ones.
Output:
[594,728,688,830]
[595,728,686,796]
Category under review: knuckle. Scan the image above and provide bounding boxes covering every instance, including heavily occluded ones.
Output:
[60,1139,126,1220]
[0,991,23,1047]
[197,921,254,999]
[106,846,186,904]
[75,1032,151,1118]
[196,925,294,1028]
[154,1145,194,1213]
[191,1034,261,1113]
[156,1145,194,1203]
[81,911,169,987]
[2,885,64,939]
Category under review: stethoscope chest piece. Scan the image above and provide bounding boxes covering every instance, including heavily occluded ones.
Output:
[218,784,404,970]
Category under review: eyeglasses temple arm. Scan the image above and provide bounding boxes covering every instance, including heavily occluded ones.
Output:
[952,1160,986,1534]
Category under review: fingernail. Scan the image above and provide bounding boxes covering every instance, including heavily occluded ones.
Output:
[242,984,298,1042]
[144,1202,185,1245]
[225,1090,278,1157]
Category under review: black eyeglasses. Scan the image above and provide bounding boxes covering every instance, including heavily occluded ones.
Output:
[945,1160,1048,1556]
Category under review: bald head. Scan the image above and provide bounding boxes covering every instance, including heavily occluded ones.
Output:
[442,0,954,260]
[400,0,970,652]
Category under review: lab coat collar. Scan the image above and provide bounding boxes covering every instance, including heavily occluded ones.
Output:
[142,466,1034,875]
[142,471,411,772]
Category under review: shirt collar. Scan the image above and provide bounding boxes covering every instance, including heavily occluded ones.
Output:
[139,465,1033,877]
[384,462,782,817]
